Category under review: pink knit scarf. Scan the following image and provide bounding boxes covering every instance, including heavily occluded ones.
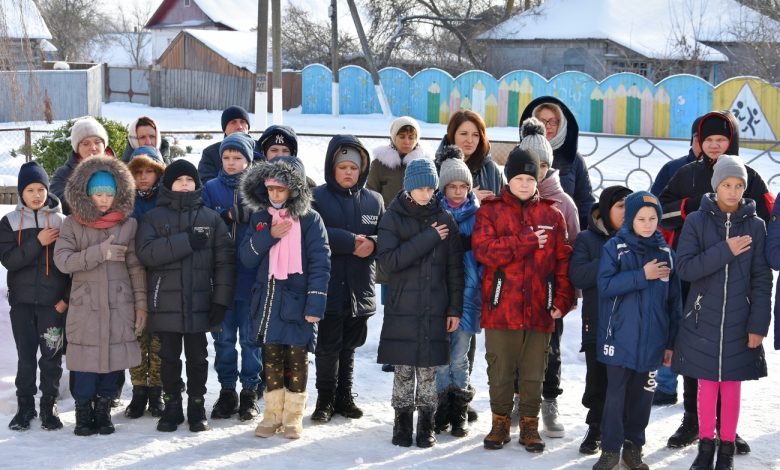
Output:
[268,207,302,280]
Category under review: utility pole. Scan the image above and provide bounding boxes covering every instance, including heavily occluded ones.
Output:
[330,0,339,116]
[255,0,269,129]
[271,0,283,124]
[346,0,391,116]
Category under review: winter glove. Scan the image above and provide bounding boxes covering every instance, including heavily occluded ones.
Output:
[209,303,227,328]
[188,227,210,250]
[460,234,472,251]
[99,234,127,261]
[220,209,233,226]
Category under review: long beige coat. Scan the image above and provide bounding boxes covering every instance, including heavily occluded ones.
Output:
[53,155,146,373]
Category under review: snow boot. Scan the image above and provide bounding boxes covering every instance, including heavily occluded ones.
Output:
[334,386,363,419]
[187,396,209,432]
[124,385,149,419]
[39,395,63,430]
[74,399,97,436]
[579,425,602,455]
[238,389,260,421]
[734,434,750,455]
[541,398,565,438]
[147,387,165,417]
[483,413,511,450]
[466,384,478,422]
[210,388,239,419]
[690,438,716,470]
[282,390,307,439]
[518,416,545,452]
[433,391,450,433]
[94,396,115,435]
[621,439,649,470]
[668,412,699,448]
[310,389,335,422]
[415,408,436,448]
[592,450,621,470]
[714,441,735,470]
[391,408,414,447]
[156,393,184,432]
[8,396,36,431]
[449,387,475,437]
[652,390,678,406]
[255,388,284,437]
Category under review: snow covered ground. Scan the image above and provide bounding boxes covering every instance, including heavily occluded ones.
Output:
[0,104,778,469]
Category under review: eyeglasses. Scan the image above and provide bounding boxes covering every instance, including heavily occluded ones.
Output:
[539,118,559,127]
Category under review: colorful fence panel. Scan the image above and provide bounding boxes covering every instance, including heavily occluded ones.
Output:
[302,64,780,139]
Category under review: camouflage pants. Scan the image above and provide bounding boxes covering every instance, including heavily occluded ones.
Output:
[392,365,438,412]
[264,344,308,393]
[129,332,162,387]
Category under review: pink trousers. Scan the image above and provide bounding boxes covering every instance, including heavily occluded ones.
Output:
[697,379,741,442]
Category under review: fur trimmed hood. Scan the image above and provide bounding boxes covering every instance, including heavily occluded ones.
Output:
[371,143,432,170]
[65,156,135,222]
[240,160,311,219]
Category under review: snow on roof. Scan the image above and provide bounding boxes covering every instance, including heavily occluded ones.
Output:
[185,29,268,73]
[0,0,52,39]
[479,0,780,62]
[90,33,153,67]
[194,0,257,31]
[39,38,57,52]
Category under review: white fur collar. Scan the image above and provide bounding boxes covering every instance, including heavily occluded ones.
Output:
[372,143,432,170]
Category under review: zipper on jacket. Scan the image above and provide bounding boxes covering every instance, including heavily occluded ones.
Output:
[685,293,703,326]
[606,296,620,339]
[719,213,731,381]
[259,277,276,343]
[153,276,162,308]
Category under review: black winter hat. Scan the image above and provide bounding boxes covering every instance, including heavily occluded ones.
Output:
[598,185,632,232]
[162,159,201,190]
[17,161,50,197]
[504,147,540,182]
[699,114,731,142]
[221,106,250,133]
[690,115,703,145]
[259,125,298,156]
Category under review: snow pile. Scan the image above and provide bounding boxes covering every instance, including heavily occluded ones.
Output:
[184,30,262,73]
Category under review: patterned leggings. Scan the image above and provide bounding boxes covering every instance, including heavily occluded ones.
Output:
[264,344,308,393]
[129,332,162,387]
[392,365,437,412]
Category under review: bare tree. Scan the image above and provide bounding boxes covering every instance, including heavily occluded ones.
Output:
[109,3,153,67]
[37,0,112,61]
[281,4,358,69]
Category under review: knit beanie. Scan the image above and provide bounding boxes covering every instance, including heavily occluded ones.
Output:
[517,117,553,166]
[162,159,201,190]
[504,147,540,182]
[623,191,662,230]
[87,171,116,196]
[598,185,632,232]
[390,116,421,142]
[17,161,49,197]
[699,114,731,142]
[221,105,250,133]
[333,145,363,169]
[403,158,438,192]
[690,115,703,145]
[711,154,748,190]
[220,132,255,163]
[70,117,109,152]
[128,146,165,175]
[436,145,472,191]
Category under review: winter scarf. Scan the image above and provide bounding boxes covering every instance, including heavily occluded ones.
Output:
[549,115,568,151]
[136,181,160,200]
[74,210,127,229]
[218,168,243,189]
[267,206,302,280]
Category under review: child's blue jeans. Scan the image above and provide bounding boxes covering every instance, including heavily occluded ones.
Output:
[211,300,262,391]
[436,329,473,392]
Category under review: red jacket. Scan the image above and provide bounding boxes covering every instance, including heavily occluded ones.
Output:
[473,189,574,332]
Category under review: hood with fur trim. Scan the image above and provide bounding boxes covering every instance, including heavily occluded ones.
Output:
[371,143,432,170]
[65,156,135,222]
[240,160,311,219]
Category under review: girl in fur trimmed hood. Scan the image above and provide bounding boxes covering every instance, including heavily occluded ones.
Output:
[240,160,330,440]
[53,156,147,437]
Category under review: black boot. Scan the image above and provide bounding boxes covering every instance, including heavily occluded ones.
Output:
[416,408,436,448]
[124,386,149,419]
[94,396,115,435]
[238,389,260,421]
[449,387,475,438]
[714,441,735,470]
[187,396,209,432]
[734,434,750,455]
[112,373,125,408]
[334,387,363,419]
[8,396,36,431]
[579,425,602,455]
[466,384,478,422]
[310,389,335,422]
[434,392,450,434]
[156,393,184,432]
[210,388,239,419]
[74,399,97,436]
[391,408,414,447]
[39,396,63,430]
[147,387,165,417]
[668,412,699,448]
[690,438,716,470]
